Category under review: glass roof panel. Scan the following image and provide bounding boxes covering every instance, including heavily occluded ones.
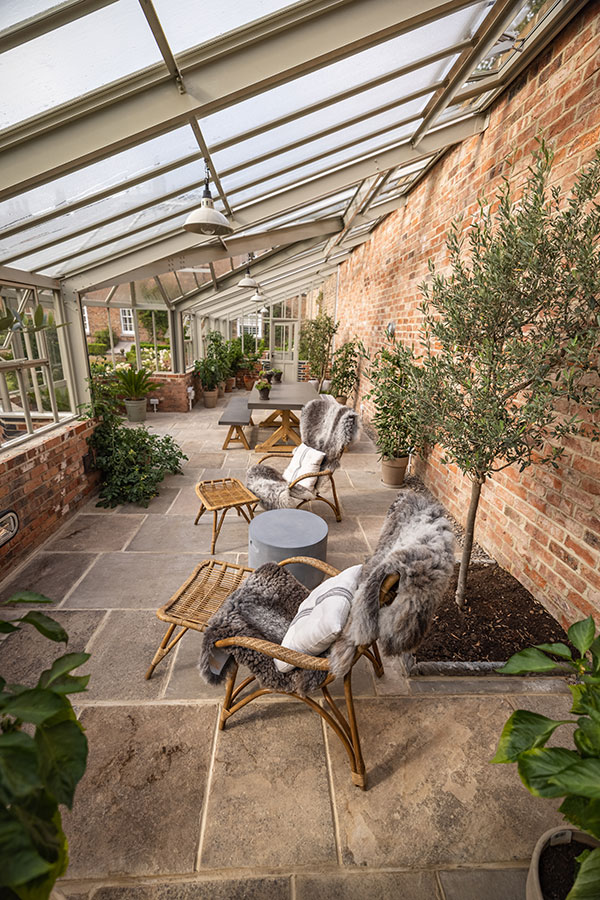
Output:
[0,126,199,235]
[237,188,356,233]
[0,0,161,131]
[0,1,64,30]
[468,0,558,80]
[153,0,302,54]
[201,3,489,147]
[212,94,430,185]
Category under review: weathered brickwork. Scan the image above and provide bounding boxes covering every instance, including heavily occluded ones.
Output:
[147,372,201,413]
[0,419,99,575]
[328,2,600,628]
[84,306,151,344]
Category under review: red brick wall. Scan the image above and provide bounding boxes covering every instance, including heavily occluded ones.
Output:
[147,372,201,413]
[0,420,99,575]
[330,3,600,629]
[85,306,151,343]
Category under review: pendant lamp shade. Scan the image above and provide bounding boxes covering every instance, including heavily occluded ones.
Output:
[184,177,233,237]
[250,289,264,303]
[238,271,258,288]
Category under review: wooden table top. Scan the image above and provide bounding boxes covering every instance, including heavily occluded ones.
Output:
[247,381,318,410]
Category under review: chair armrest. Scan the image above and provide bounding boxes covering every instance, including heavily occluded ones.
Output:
[288,469,334,489]
[214,635,330,671]
[277,556,341,577]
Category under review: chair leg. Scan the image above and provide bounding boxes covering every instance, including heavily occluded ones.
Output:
[344,670,366,789]
[145,623,188,680]
[194,503,205,525]
[361,641,385,678]
[219,662,239,730]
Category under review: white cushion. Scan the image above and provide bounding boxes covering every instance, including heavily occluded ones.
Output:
[282,443,325,493]
[275,565,362,673]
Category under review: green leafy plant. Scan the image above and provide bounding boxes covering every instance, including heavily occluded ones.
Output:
[193,358,220,391]
[493,616,600,899]
[0,304,63,337]
[93,327,119,347]
[87,342,108,356]
[364,333,422,460]
[330,338,360,398]
[204,331,229,380]
[272,368,282,376]
[299,313,338,391]
[226,338,245,375]
[417,141,600,607]
[255,379,270,392]
[114,366,159,400]
[138,308,168,339]
[0,593,89,898]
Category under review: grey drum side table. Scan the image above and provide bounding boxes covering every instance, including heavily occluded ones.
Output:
[248,508,328,589]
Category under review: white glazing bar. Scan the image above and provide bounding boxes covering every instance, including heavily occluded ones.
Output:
[22,329,44,413]
[44,361,60,423]
[0,372,12,411]
[106,306,116,366]
[14,366,34,434]
[130,283,142,370]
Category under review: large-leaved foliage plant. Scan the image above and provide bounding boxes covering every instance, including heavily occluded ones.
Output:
[417,141,600,607]
[0,594,89,899]
[493,616,600,899]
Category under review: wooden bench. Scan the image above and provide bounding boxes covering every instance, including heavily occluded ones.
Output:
[219,398,254,450]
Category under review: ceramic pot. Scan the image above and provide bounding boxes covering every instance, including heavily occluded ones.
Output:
[264,371,274,383]
[217,381,225,397]
[526,827,600,899]
[258,387,271,400]
[123,398,147,423]
[203,388,218,408]
[381,455,409,487]
[225,377,235,392]
[336,394,348,405]
[273,372,282,383]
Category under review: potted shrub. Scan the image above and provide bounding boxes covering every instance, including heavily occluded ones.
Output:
[330,337,360,404]
[365,334,421,487]
[226,338,245,390]
[115,366,158,423]
[255,379,271,400]
[0,593,90,899]
[260,369,274,384]
[194,358,220,408]
[272,368,283,383]
[298,312,338,391]
[493,615,600,899]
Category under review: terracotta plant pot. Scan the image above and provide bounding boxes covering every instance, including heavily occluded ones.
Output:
[123,398,147,423]
[258,387,271,400]
[336,394,348,405]
[526,826,600,899]
[225,377,235,392]
[236,370,247,389]
[244,375,256,391]
[217,381,225,397]
[203,388,218,408]
[381,455,409,487]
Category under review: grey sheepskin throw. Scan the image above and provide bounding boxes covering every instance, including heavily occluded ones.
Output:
[198,562,329,695]
[328,490,456,676]
[246,395,359,509]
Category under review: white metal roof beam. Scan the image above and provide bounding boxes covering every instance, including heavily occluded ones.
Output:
[323,173,389,257]
[0,265,59,290]
[137,0,186,93]
[0,0,118,54]
[0,0,480,200]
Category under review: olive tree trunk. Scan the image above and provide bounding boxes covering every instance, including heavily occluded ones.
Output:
[455,477,484,609]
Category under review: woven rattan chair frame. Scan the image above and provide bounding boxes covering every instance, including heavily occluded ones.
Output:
[257,452,343,522]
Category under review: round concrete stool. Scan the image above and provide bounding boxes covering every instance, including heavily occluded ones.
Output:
[248,508,328,589]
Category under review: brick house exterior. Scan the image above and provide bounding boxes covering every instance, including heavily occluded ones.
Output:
[321,2,600,629]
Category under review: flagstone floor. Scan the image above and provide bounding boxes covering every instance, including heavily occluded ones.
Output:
[0,394,571,899]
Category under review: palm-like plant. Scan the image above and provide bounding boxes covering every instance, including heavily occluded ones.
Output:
[114,366,158,399]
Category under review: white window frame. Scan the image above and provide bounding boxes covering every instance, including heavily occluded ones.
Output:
[119,307,135,335]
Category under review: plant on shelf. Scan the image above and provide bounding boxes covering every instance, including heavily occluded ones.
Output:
[0,592,90,899]
[493,615,600,899]
[364,331,423,487]
[299,312,338,391]
[114,366,159,423]
[85,370,186,506]
[416,140,600,607]
[330,337,360,403]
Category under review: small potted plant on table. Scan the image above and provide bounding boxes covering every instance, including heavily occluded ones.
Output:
[194,358,220,408]
[330,337,360,404]
[115,366,158,423]
[493,615,600,899]
[256,379,271,400]
[272,368,283,383]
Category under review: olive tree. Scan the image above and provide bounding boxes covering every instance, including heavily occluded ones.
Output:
[417,141,600,608]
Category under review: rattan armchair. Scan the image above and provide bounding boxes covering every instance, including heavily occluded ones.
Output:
[254,450,342,521]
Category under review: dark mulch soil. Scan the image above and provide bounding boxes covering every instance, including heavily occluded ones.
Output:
[539,840,590,900]
[416,562,569,662]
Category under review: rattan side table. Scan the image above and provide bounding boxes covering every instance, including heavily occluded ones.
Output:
[194,477,259,554]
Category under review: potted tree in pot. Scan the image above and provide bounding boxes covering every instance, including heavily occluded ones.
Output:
[493,615,600,899]
[225,339,243,392]
[194,358,220,408]
[365,333,420,487]
[115,366,158,423]
[330,337,360,404]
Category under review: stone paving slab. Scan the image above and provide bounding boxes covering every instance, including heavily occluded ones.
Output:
[438,866,528,899]
[65,552,200,609]
[82,610,173,700]
[64,704,218,879]
[0,609,104,686]
[117,488,180,515]
[295,871,440,899]
[163,628,226,700]
[200,702,336,869]
[89,878,291,899]
[125,515,250,555]
[328,696,563,868]
[0,551,97,605]
[48,514,145,552]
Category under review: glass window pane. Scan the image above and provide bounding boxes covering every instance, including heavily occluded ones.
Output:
[0,0,160,131]
[0,1,64,30]
[0,126,199,235]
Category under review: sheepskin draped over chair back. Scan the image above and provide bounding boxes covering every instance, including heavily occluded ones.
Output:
[327,490,455,675]
[299,394,360,475]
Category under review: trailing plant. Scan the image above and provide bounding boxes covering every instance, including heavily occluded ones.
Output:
[330,337,360,398]
[193,357,220,391]
[0,592,90,898]
[114,366,158,400]
[493,615,600,898]
[299,313,338,390]
[85,370,186,507]
[417,140,600,607]
[365,333,423,460]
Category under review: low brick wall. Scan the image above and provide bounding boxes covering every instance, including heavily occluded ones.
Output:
[147,372,201,413]
[0,419,99,576]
